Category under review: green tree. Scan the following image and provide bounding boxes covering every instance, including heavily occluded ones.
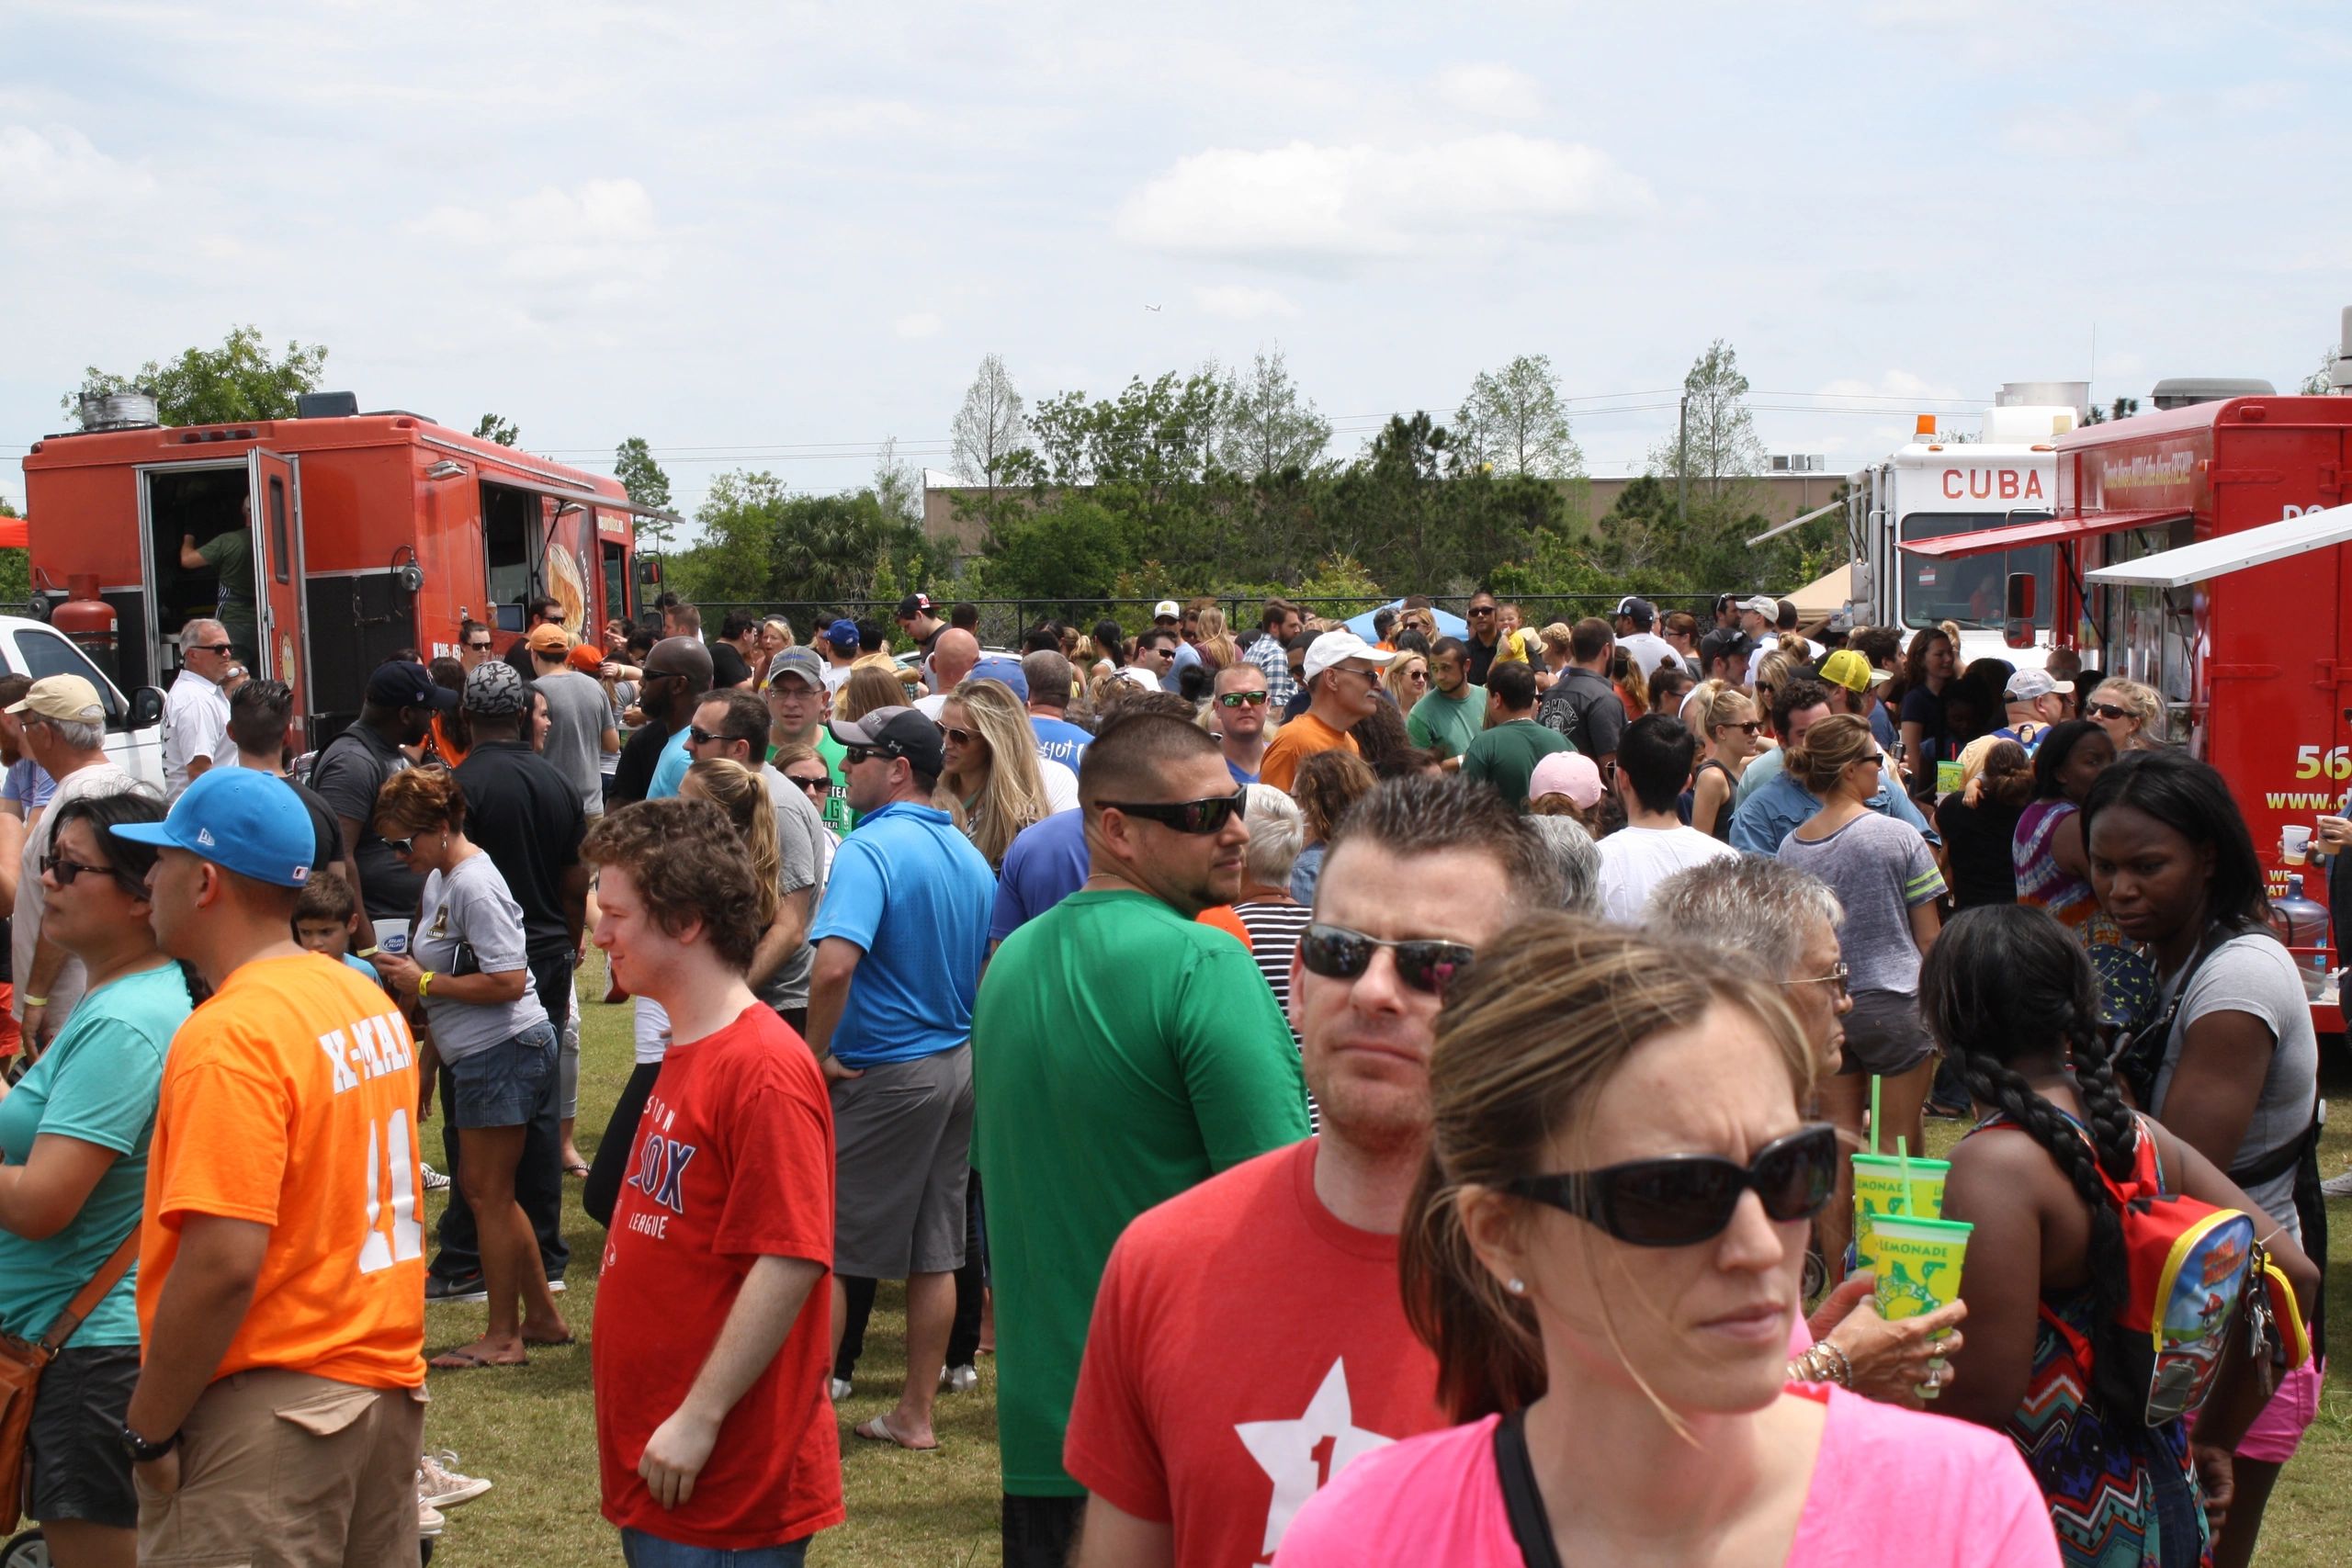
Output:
[1218,345,1332,477]
[472,413,520,446]
[1455,353,1584,479]
[0,497,23,610]
[673,472,941,607]
[64,325,328,427]
[871,436,922,527]
[2299,344,2336,397]
[614,436,676,548]
[967,496,1139,606]
[951,353,1030,494]
[1649,339,1765,503]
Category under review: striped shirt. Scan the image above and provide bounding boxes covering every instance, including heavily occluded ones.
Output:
[1235,899,1317,1130]
[1243,634,1297,710]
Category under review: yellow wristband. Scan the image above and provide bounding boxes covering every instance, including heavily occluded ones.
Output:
[356,946,380,958]
[416,971,434,998]
[21,995,46,1008]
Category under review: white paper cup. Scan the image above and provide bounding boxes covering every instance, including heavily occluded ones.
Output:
[2282,825,2312,864]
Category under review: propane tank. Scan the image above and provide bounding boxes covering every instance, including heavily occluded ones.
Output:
[52,575,117,659]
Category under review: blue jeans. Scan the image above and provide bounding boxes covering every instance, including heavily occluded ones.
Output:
[619,1529,809,1567]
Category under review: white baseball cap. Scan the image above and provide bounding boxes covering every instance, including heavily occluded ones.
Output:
[1736,594,1777,615]
[1153,600,1181,620]
[1302,629,1385,684]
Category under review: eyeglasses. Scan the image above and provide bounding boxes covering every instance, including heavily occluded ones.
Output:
[1299,922,1476,997]
[1216,690,1269,708]
[2086,701,2131,720]
[940,724,978,746]
[1098,788,1247,835]
[1505,1122,1838,1248]
[786,773,830,794]
[42,852,129,889]
[1778,962,1850,1000]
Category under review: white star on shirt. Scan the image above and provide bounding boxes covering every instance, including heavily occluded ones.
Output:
[1234,1358,1396,1558]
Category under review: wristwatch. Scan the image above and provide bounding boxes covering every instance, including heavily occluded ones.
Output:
[119,1422,180,1463]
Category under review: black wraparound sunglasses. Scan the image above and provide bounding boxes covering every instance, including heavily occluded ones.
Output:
[1299,922,1476,997]
[1098,788,1247,835]
[1505,1122,1838,1247]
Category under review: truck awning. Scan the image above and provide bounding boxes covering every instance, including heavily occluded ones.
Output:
[1896,506,2190,560]
[421,435,688,528]
[2085,503,2352,590]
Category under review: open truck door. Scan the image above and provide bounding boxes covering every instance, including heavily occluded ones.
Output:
[246,448,309,708]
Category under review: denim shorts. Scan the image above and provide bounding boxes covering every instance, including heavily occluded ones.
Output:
[621,1529,809,1566]
[444,1020,559,1130]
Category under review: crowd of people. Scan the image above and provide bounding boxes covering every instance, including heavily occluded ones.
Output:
[0,583,2335,1568]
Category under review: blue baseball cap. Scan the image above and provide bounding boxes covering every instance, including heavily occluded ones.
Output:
[967,656,1029,701]
[113,767,314,887]
[823,618,860,652]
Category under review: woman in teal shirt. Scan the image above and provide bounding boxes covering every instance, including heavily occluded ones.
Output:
[0,791,192,1566]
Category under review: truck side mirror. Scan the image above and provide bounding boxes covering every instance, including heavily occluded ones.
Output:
[636,552,663,587]
[2004,572,2037,650]
[130,686,164,728]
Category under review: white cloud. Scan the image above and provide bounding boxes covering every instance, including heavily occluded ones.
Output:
[1193,284,1298,320]
[895,311,944,339]
[1115,134,1651,267]
[0,122,156,209]
[1434,63,1544,121]
[404,179,668,319]
[1816,370,1968,402]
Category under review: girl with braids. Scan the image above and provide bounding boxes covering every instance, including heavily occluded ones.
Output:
[2082,751,2325,1568]
[1924,906,2319,1568]
[1278,918,2057,1566]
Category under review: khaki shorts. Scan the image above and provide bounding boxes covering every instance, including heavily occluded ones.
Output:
[136,1367,428,1567]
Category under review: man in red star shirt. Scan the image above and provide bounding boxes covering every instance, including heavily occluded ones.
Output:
[1063,776,1567,1567]
[586,799,841,1563]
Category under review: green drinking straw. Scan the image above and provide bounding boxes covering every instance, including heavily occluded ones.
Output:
[1869,1075,1883,1156]
[1896,1135,1912,1216]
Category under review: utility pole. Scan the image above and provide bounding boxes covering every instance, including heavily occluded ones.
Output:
[1676,396,1690,520]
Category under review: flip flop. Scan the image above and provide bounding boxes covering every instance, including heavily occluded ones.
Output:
[563,1161,591,1179]
[853,1415,937,1452]
[430,1345,528,1371]
[523,1332,576,1348]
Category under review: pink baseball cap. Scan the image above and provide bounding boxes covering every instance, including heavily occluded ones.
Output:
[1530,750,1605,810]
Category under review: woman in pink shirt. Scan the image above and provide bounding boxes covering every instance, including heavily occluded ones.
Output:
[1277,919,2059,1567]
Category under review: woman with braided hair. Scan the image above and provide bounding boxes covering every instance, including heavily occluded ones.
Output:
[1922,906,2318,1568]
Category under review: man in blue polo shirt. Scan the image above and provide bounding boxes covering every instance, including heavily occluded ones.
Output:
[806,706,994,1454]
[1728,675,1939,854]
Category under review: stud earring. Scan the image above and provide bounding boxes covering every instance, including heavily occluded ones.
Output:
[1507,1278,1526,1295]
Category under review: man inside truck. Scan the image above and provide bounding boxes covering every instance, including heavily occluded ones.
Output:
[176,500,260,669]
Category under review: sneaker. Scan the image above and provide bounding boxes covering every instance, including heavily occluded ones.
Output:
[418,1451,492,1509]
[424,1274,488,1304]
[829,1377,852,1401]
[2322,1168,2352,1200]
[547,1276,567,1294]
[420,1163,451,1192]
[940,1364,978,1394]
[418,1500,446,1538]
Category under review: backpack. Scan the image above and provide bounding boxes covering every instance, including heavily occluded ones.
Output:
[1986,1112,2310,1427]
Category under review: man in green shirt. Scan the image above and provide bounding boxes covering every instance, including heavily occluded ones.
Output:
[1404,637,1485,768]
[973,694,1310,1567]
[1460,660,1570,810]
[178,504,259,670]
[762,648,854,836]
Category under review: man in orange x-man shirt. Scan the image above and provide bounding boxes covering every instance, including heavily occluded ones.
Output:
[115,768,428,1566]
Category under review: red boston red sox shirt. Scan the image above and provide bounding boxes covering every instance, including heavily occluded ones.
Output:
[1066,1139,1444,1567]
[594,1004,843,1549]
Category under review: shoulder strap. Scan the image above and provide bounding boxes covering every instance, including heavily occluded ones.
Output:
[1492,1410,1566,1568]
[36,1225,140,1356]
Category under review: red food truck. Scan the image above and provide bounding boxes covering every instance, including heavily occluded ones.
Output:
[1900,388,2352,1029]
[17,393,675,745]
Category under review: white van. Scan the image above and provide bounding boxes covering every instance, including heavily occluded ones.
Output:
[0,615,165,793]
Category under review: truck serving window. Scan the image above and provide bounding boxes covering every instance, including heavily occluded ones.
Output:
[481,483,545,631]
[1898,512,2053,631]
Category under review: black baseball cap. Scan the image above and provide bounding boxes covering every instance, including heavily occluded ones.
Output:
[1613,595,1657,629]
[368,660,458,712]
[826,705,945,776]
[895,593,933,621]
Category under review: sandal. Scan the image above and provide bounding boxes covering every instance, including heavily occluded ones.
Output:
[430,1345,528,1371]
[853,1414,937,1452]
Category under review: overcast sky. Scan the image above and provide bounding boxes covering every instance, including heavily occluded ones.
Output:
[6,1,2349,521]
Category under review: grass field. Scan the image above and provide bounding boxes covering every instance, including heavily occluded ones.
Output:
[416,961,2352,1565]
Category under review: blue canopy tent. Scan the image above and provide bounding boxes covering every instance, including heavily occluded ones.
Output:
[1340,600,1470,641]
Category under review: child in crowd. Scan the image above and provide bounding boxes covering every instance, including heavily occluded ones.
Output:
[292,869,385,986]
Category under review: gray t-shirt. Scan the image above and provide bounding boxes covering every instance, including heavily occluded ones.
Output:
[411,852,548,1061]
[1774,812,1945,997]
[533,669,609,818]
[2151,932,2320,1244]
[758,764,827,1012]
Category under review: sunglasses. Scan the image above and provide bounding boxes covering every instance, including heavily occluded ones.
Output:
[686,727,730,748]
[1099,788,1247,834]
[2086,701,2131,720]
[842,743,903,766]
[1720,720,1762,735]
[940,724,978,746]
[1469,605,1497,616]
[465,639,492,652]
[786,773,830,794]
[1216,690,1269,708]
[1407,669,1429,682]
[43,852,130,889]
[1299,922,1476,997]
[383,836,416,857]
[1506,1122,1838,1248]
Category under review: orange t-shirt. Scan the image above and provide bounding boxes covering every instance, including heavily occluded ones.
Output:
[1258,712,1359,793]
[139,953,427,1390]
[1195,905,1252,950]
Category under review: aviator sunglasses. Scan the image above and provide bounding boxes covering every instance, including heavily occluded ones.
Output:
[1505,1122,1838,1247]
[1299,922,1476,997]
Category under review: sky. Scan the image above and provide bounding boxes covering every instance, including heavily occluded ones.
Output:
[6,1,2351,525]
